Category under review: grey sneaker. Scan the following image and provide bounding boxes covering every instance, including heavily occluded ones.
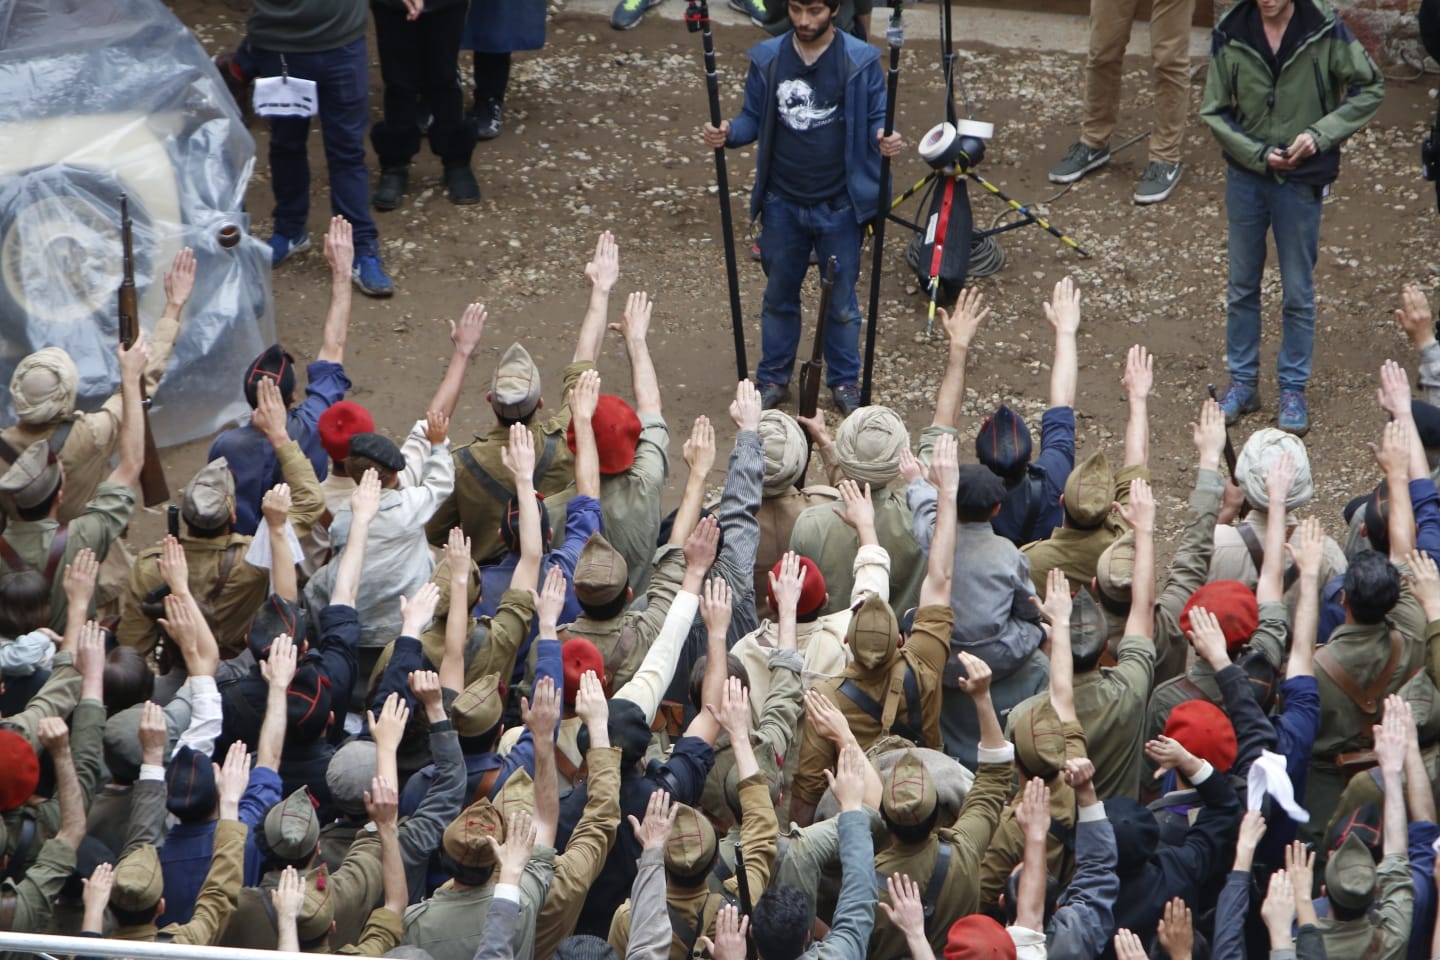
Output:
[1134,160,1182,204]
[1048,141,1110,184]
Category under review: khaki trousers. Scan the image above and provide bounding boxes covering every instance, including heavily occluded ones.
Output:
[1081,0,1194,165]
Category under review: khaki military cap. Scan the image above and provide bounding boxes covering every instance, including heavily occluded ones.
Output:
[573,533,628,606]
[1095,530,1136,604]
[664,803,718,876]
[1071,588,1109,663]
[881,750,938,827]
[491,343,542,421]
[111,843,164,912]
[451,672,505,738]
[847,593,899,671]
[495,768,536,823]
[1325,832,1378,912]
[263,787,321,861]
[443,798,505,868]
[0,440,60,509]
[1063,451,1113,527]
[182,458,236,528]
[1012,698,1067,780]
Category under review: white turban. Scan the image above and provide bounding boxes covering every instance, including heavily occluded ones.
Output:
[10,347,78,426]
[758,410,808,496]
[1236,428,1314,510]
[834,406,908,487]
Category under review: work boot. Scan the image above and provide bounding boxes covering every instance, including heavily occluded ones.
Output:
[471,99,503,141]
[759,382,790,410]
[445,164,481,205]
[1216,381,1261,426]
[373,166,409,211]
[1278,390,1310,437]
[1048,141,1110,185]
[831,384,861,417]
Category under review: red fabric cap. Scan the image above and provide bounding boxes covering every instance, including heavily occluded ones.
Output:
[1180,580,1259,654]
[945,915,1016,960]
[0,729,40,811]
[766,555,827,618]
[318,401,375,464]
[566,395,641,475]
[562,638,606,706]
[1164,699,1239,774]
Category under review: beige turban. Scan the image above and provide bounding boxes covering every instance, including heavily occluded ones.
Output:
[758,410,808,496]
[834,406,908,487]
[10,348,78,426]
[1236,428,1313,511]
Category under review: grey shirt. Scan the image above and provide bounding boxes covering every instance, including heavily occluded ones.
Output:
[248,0,367,53]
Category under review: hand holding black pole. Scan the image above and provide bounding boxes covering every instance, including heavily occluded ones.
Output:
[861,2,904,407]
[688,0,748,382]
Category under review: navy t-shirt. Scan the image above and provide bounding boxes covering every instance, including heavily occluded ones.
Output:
[769,36,847,204]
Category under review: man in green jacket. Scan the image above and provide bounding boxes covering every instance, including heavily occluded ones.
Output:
[1201,0,1382,437]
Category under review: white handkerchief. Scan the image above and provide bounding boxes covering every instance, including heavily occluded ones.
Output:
[244,520,304,576]
[1247,749,1310,823]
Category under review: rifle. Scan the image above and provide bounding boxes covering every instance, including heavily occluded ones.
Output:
[118,196,169,507]
[733,841,756,960]
[1207,384,1248,519]
[860,0,904,406]
[799,257,838,427]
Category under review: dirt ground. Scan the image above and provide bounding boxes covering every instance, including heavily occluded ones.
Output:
[147,0,1440,554]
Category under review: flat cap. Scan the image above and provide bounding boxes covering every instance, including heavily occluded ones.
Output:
[326,740,378,819]
[248,593,307,661]
[663,803,718,875]
[573,533,628,607]
[955,463,1008,513]
[492,343,542,421]
[0,440,60,510]
[451,672,505,738]
[287,664,333,742]
[442,798,505,868]
[847,592,899,671]
[1095,530,1136,604]
[263,787,321,861]
[1063,451,1112,527]
[111,844,164,912]
[1011,697,1066,780]
[1325,832,1379,912]
[881,750,938,827]
[975,405,1032,475]
[348,433,405,473]
[182,458,235,528]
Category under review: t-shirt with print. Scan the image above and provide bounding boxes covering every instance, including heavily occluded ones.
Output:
[768,35,847,204]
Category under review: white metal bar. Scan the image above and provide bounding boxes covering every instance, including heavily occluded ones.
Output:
[0,932,315,960]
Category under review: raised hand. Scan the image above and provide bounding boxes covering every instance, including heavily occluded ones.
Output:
[489,810,538,886]
[804,688,855,748]
[262,482,292,529]
[574,669,609,728]
[367,692,411,755]
[1288,516,1326,583]
[450,303,486,358]
[1265,450,1296,513]
[62,548,99,609]
[954,650,992,700]
[501,421,537,481]
[683,415,716,476]
[408,670,444,719]
[612,290,653,341]
[897,446,924,485]
[1029,567,1073,625]
[1396,284,1435,350]
[1377,359,1414,419]
[1156,898,1194,960]
[928,433,959,500]
[825,741,868,813]
[701,576,733,639]
[1146,734,1200,780]
[1043,277,1081,335]
[699,903,749,960]
[533,564,568,634]
[446,526,473,585]
[522,675,561,741]
[706,675,751,740]
[1185,606,1231,670]
[426,410,450,446]
[324,215,355,280]
[769,551,808,618]
[627,788,678,851]
[683,515,720,575]
[253,377,290,446]
[159,535,190,596]
[260,633,298,690]
[164,247,197,308]
[1191,399,1226,466]
[730,379,762,433]
[1122,344,1152,400]
[835,480,875,533]
[877,873,928,943]
[584,231,619,293]
[570,368,601,424]
[272,865,304,921]
[1014,776,1052,843]
[938,286,989,350]
[1116,476,1154,533]
[400,581,441,637]
[364,774,400,830]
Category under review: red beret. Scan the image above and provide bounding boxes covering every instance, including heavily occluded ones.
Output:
[945,915,1016,960]
[767,555,827,618]
[318,401,375,464]
[562,638,606,706]
[0,729,40,811]
[1164,699,1238,774]
[1180,580,1259,654]
[566,395,641,476]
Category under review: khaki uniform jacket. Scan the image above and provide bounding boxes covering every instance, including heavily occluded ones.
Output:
[0,835,75,937]
[978,720,1088,912]
[0,308,178,524]
[754,486,839,606]
[4,699,106,854]
[790,482,924,619]
[373,588,537,693]
[1147,468,1227,686]
[870,755,1013,959]
[791,605,952,807]
[1021,465,1148,594]
[1209,511,1348,620]
[1,481,134,632]
[0,651,78,749]
[562,545,686,692]
[118,439,325,658]
[701,649,804,822]
[335,907,405,956]
[1317,852,1413,960]
[598,413,669,596]
[607,774,779,960]
[425,361,593,566]
[531,746,621,958]
[1011,633,1155,801]
[402,847,556,960]
[110,819,248,946]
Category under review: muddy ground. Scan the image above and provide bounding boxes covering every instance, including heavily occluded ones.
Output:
[146,0,1440,555]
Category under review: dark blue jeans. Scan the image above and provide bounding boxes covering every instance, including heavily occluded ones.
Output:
[244,37,380,257]
[1224,165,1323,392]
[757,191,863,388]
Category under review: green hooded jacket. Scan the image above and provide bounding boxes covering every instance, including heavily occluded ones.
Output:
[1199,0,1383,183]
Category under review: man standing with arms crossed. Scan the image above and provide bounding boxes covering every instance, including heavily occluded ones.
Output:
[1202,0,1382,437]
[702,0,902,417]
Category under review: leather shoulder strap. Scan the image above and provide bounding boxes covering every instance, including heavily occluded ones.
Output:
[0,435,21,466]
[534,431,560,485]
[0,535,29,573]
[206,542,244,605]
[0,890,15,931]
[456,446,515,504]
[1235,521,1300,592]
[900,661,924,748]
[43,526,68,584]
[1314,629,1403,720]
[48,420,75,456]
[921,842,952,918]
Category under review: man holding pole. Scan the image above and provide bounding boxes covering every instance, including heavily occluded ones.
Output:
[702,0,901,417]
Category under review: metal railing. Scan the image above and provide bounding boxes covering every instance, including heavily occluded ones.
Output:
[0,932,315,960]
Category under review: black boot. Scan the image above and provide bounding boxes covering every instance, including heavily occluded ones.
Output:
[373,166,409,211]
[444,164,480,205]
[471,99,502,141]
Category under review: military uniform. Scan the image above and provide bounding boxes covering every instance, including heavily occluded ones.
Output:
[608,775,778,960]
[791,601,950,812]
[561,544,687,691]
[1317,835,1413,960]
[531,746,621,958]
[1021,457,1149,594]
[107,820,248,945]
[118,443,324,658]
[594,412,669,596]
[3,697,105,877]
[425,353,592,565]
[373,588,537,692]
[754,486,840,605]
[790,482,924,618]
[700,648,803,825]
[1210,512,1348,619]
[871,749,1013,959]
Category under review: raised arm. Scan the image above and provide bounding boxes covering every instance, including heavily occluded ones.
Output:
[614,291,662,417]
[575,232,619,364]
[1374,418,1417,561]
[427,303,485,419]
[683,578,733,747]
[1034,567,1076,724]
[1012,777,1052,934]
[262,484,299,603]
[932,287,989,430]
[332,468,380,609]
[1256,452,1296,604]
[1118,477,1155,639]
[523,676,561,848]
[668,416,715,546]
[1375,705,1409,859]
[37,717,86,849]
[255,633,298,771]
[1288,519,1326,680]
[1044,277,1081,409]
[108,331,147,489]
[570,369,602,500]
[503,423,544,591]
[440,527,472,693]
[317,216,354,364]
[1121,345,1152,468]
[919,434,958,607]
[365,774,409,918]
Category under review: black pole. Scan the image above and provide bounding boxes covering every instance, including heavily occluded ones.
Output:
[860,3,903,407]
[687,0,748,382]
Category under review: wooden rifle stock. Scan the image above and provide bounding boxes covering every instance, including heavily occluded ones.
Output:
[798,256,838,423]
[118,196,169,507]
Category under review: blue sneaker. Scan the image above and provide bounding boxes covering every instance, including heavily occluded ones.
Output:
[268,232,311,267]
[1215,381,1260,425]
[352,255,394,298]
[610,0,662,29]
[1278,389,1309,436]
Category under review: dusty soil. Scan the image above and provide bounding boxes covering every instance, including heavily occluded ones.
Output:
[147,0,1440,553]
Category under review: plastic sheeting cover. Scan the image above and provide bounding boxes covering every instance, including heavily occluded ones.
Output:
[0,0,276,446]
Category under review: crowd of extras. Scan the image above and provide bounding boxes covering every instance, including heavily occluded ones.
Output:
[13,219,1440,960]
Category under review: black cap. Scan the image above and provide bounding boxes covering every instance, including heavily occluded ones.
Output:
[245,344,297,408]
[248,593,307,661]
[287,664,333,742]
[955,463,1009,512]
[975,404,1032,475]
[1414,399,1440,449]
[166,745,218,821]
[348,433,405,472]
